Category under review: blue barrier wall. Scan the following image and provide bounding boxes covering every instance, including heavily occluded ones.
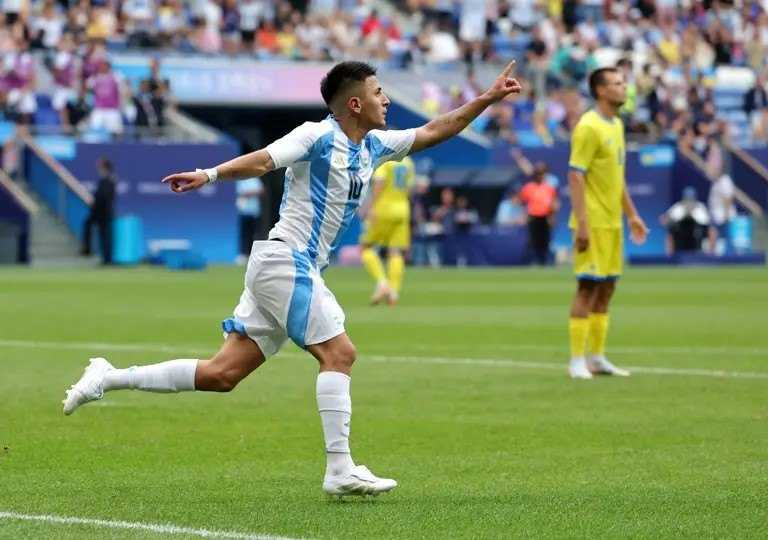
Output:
[55,141,240,263]
[0,184,30,263]
[490,142,673,255]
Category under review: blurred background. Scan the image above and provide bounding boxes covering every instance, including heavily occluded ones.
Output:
[0,0,766,270]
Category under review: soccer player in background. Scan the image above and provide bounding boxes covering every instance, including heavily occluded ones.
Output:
[359,155,416,305]
[567,67,649,380]
[63,60,522,495]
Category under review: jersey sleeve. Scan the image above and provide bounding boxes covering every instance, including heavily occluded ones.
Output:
[368,128,416,168]
[265,122,321,169]
[568,122,599,173]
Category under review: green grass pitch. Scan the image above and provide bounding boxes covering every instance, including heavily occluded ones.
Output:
[0,265,766,539]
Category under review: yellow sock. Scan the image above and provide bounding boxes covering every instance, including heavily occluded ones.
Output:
[361,247,386,284]
[387,253,405,293]
[588,313,610,356]
[569,317,589,359]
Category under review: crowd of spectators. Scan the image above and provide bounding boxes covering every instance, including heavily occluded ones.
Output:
[403,0,768,147]
[0,21,170,135]
[0,0,765,149]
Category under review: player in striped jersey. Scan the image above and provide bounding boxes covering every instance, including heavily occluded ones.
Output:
[63,60,522,497]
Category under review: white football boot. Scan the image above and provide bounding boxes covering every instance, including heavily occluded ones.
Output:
[588,355,630,377]
[569,358,594,380]
[323,465,397,498]
[63,357,114,415]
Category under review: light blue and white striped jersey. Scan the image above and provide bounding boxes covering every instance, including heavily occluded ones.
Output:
[265,115,415,269]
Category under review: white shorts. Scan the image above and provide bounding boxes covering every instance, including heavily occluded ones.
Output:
[7,89,36,114]
[53,86,76,111]
[223,240,346,358]
[90,108,123,134]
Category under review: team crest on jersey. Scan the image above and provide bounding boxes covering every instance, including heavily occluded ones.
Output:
[332,154,347,168]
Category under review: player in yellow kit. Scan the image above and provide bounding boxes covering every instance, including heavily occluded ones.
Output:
[359,156,416,305]
[567,67,649,379]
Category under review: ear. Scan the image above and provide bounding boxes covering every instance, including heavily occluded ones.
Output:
[347,95,362,114]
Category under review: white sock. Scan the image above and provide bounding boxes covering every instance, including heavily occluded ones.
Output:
[570,357,587,367]
[103,359,198,393]
[316,371,355,477]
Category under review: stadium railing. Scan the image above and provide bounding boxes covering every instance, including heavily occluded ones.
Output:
[20,132,92,238]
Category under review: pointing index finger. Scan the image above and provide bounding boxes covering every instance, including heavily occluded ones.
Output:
[501,59,516,78]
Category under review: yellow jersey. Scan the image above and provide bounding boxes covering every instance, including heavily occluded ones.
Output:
[568,109,626,229]
[371,157,415,220]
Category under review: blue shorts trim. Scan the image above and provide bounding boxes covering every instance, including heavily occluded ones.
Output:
[286,249,313,348]
[222,317,247,335]
[568,165,587,173]
[576,273,620,282]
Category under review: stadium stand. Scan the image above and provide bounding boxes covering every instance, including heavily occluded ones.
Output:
[0,0,765,266]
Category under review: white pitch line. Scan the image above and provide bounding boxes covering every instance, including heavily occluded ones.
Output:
[358,354,768,380]
[0,338,766,380]
[0,511,305,540]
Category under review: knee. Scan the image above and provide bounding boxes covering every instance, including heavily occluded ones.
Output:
[327,341,357,372]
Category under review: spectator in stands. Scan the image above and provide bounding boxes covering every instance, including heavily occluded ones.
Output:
[157,0,186,48]
[518,162,559,265]
[132,79,161,130]
[708,170,737,255]
[458,0,487,64]
[236,177,264,265]
[495,187,526,227]
[744,72,768,139]
[484,102,515,142]
[660,187,710,255]
[221,0,241,54]
[48,32,78,127]
[66,85,91,128]
[31,1,65,50]
[123,0,158,48]
[4,37,37,125]
[87,59,124,135]
[81,157,116,265]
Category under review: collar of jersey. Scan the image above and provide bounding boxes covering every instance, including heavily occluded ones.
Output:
[327,114,364,150]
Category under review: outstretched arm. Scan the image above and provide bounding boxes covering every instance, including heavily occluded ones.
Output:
[162,150,275,194]
[410,61,522,154]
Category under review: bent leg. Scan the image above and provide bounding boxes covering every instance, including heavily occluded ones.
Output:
[103,333,266,394]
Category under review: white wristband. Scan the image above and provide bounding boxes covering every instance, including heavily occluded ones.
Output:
[196,167,218,184]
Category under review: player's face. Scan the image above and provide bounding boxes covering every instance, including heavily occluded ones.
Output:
[601,72,627,107]
[359,76,390,128]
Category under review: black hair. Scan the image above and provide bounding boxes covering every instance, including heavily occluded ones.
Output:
[320,61,377,107]
[98,157,113,173]
[588,67,620,99]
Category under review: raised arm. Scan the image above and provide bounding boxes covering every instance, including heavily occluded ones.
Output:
[410,61,522,154]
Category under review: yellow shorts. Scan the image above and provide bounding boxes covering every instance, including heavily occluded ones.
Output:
[360,216,410,249]
[572,227,623,280]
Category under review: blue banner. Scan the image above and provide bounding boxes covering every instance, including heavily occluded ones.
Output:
[58,141,240,263]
